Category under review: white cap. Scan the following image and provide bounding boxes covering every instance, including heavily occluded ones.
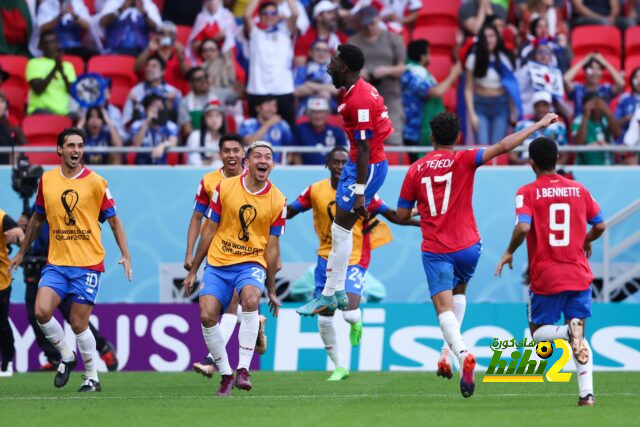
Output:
[313,0,338,18]
[532,91,552,105]
[307,97,330,112]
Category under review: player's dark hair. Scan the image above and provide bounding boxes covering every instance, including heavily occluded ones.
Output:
[337,44,365,72]
[407,39,429,62]
[529,137,557,171]
[57,128,85,147]
[325,146,349,167]
[147,54,166,70]
[430,112,460,146]
[259,1,277,13]
[219,133,243,152]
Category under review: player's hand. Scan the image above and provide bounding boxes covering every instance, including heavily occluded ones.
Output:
[268,291,281,317]
[183,254,194,271]
[119,256,133,282]
[537,113,558,128]
[8,252,23,276]
[495,253,513,277]
[4,228,22,245]
[469,113,480,132]
[584,240,593,258]
[353,195,369,220]
[183,272,196,296]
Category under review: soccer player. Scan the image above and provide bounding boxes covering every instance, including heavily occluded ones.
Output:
[183,141,284,397]
[495,137,605,407]
[297,44,393,316]
[288,146,419,381]
[9,128,132,392]
[396,111,558,398]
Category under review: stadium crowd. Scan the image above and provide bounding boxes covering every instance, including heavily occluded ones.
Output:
[0,0,639,166]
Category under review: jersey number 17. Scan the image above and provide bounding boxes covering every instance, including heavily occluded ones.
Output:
[421,172,452,216]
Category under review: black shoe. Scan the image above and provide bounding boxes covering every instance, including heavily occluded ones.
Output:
[578,394,595,406]
[77,375,102,392]
[54,352,77,388]
[99,342,119,372]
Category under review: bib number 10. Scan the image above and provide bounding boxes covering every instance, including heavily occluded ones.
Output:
[421,172,452,216]
[549,203,570,246]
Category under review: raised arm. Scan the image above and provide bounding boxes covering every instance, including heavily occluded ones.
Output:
[107,215,132,282]
[243,0,261,37]
[563,54,592,93]
[594,53,625,94]
[285,0,299,34]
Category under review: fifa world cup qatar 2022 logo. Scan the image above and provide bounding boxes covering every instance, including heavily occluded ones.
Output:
[61,189,79,226]
[238,204,257,242]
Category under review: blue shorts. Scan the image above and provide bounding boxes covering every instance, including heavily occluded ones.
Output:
[313,256,365,299]
[336,159,388,212]
[421,242,482,298]
[528,288,592,325]
[200,263,266,310]
[39,264,101,305]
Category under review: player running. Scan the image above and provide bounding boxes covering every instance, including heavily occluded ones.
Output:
[297,44,394,316]
[396,112,558,398]
[288,146,418,381]
[183,141,284,397]
[9,128,132,392]
[495,137,605,407]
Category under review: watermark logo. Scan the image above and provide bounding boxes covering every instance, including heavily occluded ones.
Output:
[482,338,573,383]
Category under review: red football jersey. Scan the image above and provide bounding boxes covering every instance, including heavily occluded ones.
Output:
[515,174,603,295]
[398,148,484,253]
[338,78,393,164]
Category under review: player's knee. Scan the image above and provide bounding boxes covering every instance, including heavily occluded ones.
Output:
[69,313,89,335]
[34,303,53,324]
[200,310,218,327]
[240,288,261,312]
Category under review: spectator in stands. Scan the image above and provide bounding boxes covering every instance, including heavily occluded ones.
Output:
[623,105,640,164]
[294,97,347,165]
[0,0,34,56]
[77,106,123,165]
[517,0,568,42]
[630,0,640,25]
[98,0,162,56]
[130,93,179,165]
[616,68,640,143]
[293,40,338,118]
[186,99,226,166]
[510,91,568,165]
[571,0,635,30]
[276,0,310,35]
[380,0,422,28]
[187,0,237,62]
[464,23,520,145]
[294,1,345,67]
[178,66,220,140]
[518,17,568,71]
[349,6,405,145]
[123,54,182,126]
[197,38,238,104]
[244,0,298,129]
[26,30,77,116]
[401,39,461,162]
[37,0,100,61]
[0,91,26,165]
[134,21,191,94]
[572,91,620,165]
[564,53,624,116]
[459,0,507,37]
[239,95,293,163]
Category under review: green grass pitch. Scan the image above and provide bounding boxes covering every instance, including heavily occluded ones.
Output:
[0,371,638,426]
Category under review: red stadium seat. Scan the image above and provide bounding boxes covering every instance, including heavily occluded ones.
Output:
[570,53,621,84]
[442,87,457,113]
[486,153,509,166]
[571,25,621,58]
[428,54,454,81]
[2,85,26,124]
[63,54,85,76]
[152,0,164,11]
[626,27,640,58]
[87,55,137,109]
[22,115,73,164]
[0,55,28,91]
[386,152,410,165]
[176,25,192,46]
[415,0,461,28]
[410,26,457,56]
[84,0,95,14]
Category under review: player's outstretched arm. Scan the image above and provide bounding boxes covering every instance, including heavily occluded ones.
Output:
[286,204,301,220]
[381,209,420,227]
[184,211,205,271]
[183,220,219,296]
[353,139,370,219]
[265,235,282,317]
[482,113,559,164]
[107,215,132,282]
[584,221,606,258]
[495,222,531,277]
[9,212,45,275]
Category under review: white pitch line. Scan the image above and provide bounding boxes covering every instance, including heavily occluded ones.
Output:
[0,392,634,401]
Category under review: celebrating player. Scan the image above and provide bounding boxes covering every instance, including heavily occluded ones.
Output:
[495,137,605,407]
[182,141,284,397]
[288,147,418,381]
[9,128,132,392]
[396,112,558,398]
[297,44,393,316]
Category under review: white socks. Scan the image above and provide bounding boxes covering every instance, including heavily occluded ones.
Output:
[442,294,466,352]
[202,324,232,375]
[38,318,74,362]
[237,310,259,371]
[438,310,467,366]
[532,325,569,342]
[318,315,344,369]
[342,308,361,325]
[322,223,353,296]
[219,313,238,345]
[574,339,594,397]
[76,328,98,381]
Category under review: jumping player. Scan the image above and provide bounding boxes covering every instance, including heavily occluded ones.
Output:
[297,44,393,316]
[10,128,132,392]
[288,146,418,381]
[396,112,558,398]
[182,141,284,397]
[496,137,605,407]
